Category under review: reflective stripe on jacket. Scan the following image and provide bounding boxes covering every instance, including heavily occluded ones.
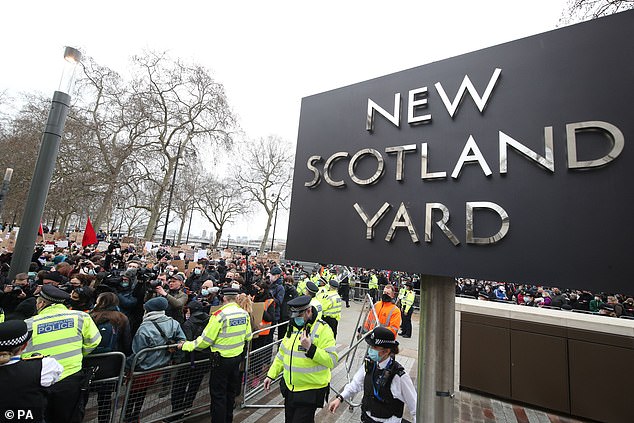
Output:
[24,303,101,380]
[321,290,342,320]
[310,297,323,321]
[369,275,379,289]
[363,301,402,338]
[267,320,337,392]
[402,290,416,313]
[182,302,251,358]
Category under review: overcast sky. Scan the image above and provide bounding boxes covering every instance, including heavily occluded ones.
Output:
[0,0,569,244]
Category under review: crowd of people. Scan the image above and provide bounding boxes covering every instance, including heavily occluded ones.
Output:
[0,241,381,423]
[455,278,634,318]
[1,237,629,423]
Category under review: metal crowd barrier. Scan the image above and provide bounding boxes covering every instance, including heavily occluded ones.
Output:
[349,284,422,309]
[80,295,391,422]
[119,345,212,423]
[82,352,127,423]
[240,321,288,408]
[240,294,376,410]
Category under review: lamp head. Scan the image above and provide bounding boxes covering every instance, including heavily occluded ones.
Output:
[58,46,82,94]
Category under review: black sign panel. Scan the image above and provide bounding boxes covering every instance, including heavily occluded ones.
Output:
[287,11,634,294]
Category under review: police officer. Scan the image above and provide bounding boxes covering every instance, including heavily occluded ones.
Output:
[263,295,338,423]
[178,287,251,423]
[328,327,417,423]
[399,281,416,338]
[0,320,63,423]
[296,273,309,296]
[320,279,342,339]
[23,285,102,423]
[368,272,379,303]
[305,281,323,320]
[338,273,351,308]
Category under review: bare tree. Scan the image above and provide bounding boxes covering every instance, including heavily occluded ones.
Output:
[131,51,236,240]
[75,57,153,231]
[0,94,46,226]
[171,158,205,245]
[560,0,633,24]
[196,176,245,248]
[235,135,293,252]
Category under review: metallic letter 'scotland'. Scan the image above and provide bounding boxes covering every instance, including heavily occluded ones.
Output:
[304,155,322,188]
[499,128,555,173]
[349,149,385,186]
[323,152,349,188]
[566,121,625,169]
[385,144,417,181]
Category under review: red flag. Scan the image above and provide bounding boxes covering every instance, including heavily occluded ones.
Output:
[82,217,97,247]
[38,222,43,236]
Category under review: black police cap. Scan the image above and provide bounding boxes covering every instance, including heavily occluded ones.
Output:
[288,295,312,317]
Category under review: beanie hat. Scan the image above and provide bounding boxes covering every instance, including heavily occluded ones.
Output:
[144,296,169,312]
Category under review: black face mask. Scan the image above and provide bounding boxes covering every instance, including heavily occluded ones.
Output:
[68,299,83,310]
[381,294,393,303]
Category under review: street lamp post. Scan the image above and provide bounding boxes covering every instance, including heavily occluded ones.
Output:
[9,47,81,280]
[270,196,279,252]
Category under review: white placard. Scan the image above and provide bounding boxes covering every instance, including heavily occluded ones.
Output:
[96,241,110,251]
[55,240,69,248]
[43,244,55,252]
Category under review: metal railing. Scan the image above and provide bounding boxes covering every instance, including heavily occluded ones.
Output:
[79,296,385,422]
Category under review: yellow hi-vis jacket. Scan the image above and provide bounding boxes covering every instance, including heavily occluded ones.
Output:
[182,302,251,358]
[402,290,416,313]
[267,320,337,392]
[24,303,101,380]
[310,297,323,321]
[320,289,342,321]
[296,279,308,296]
[369,274,379,289]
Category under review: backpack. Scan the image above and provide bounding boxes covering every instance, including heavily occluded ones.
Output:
[94,320,119,354]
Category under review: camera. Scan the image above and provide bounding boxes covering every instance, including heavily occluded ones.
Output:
[58,283,73,293]
[11,285,23,295]
[147,279,164,293]
[136,268,156,283]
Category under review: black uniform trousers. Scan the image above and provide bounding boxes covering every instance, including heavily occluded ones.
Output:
[210,355,242,423]
[45,371,86,423]
[401,306,413,337]
[284,404,318,423]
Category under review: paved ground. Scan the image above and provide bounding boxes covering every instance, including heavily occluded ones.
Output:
[225,299,589,423]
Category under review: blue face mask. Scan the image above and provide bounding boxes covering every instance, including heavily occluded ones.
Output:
[194,269,202,275]
[121,281,129,288]
[201,288,210,296]
[293,317,305,327]
[368,348,382,362]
